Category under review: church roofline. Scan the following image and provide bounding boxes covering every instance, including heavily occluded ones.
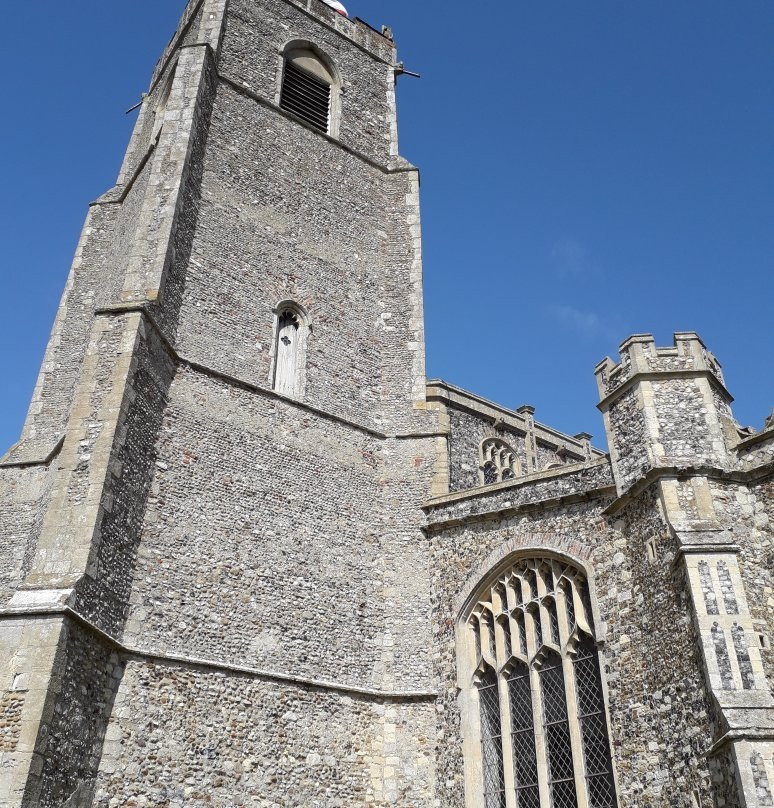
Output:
[426,379,606,459]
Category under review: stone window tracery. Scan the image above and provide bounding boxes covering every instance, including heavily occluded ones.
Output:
[464,557,617,808]
[480,439,521,486]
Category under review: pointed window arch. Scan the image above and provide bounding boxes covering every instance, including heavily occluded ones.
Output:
[462,557,617,808]
[270,302,309,398]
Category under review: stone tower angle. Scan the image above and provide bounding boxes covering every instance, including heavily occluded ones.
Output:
[0,0,771,806]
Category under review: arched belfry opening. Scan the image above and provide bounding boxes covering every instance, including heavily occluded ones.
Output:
[279,44,339,135]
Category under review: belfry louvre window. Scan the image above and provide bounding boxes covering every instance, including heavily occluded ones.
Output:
[280,60,332,133]
[467,558,617,808]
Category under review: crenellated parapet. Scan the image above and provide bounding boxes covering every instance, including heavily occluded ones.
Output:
[596,332,738,495]
[599,333,774,807]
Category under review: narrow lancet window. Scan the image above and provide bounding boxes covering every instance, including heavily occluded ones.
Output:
[271,303,308,398]
[507,662,540,808]
[479,667,506,808]
[462,557,617,808]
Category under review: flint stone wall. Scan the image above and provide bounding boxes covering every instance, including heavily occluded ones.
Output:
[120,361,436,692]
[221,0,395,165]
[93,660,436,808]
[607,387,649,492]
[429,486,716,807]
[653,379,716,464]
[37,622,123,808]
[173,80,424,431]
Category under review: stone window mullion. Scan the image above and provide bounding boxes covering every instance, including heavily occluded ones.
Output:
[530,659,552,808]
[561,655,590,808]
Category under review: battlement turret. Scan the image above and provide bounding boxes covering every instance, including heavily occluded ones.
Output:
[596,332,738,494]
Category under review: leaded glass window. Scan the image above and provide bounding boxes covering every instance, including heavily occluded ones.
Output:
[479,667,506,808]
[466,557,617,808]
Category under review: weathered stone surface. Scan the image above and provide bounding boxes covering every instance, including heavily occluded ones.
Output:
[0,1,770,807]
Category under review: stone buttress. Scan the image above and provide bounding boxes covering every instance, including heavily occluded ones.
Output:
[597,333,774,807]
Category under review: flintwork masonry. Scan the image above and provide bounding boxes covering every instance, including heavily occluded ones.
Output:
[0,1,771,806]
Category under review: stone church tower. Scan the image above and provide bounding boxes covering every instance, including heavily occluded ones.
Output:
[0,1,771,807]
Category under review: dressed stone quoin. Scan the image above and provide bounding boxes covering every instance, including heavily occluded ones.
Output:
[0,1,771,806]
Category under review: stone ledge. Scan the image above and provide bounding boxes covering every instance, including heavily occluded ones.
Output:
[0,607,439,704]
[423,460,615,532]
[735,425,774,451]
[424,457,612,508]
[0,436,64,469]
[604,460,774,516]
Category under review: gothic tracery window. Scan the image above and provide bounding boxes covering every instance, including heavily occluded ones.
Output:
[466,557,617,808]
[480,439,521,486]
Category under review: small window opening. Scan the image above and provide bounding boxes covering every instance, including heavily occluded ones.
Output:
[280,47,335,134]
[759,632,770,650]
[480,438,521,486]
[646,538,657,563]
[271,303,308,398]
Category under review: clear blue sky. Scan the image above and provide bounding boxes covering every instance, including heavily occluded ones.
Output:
[1,1,772,454]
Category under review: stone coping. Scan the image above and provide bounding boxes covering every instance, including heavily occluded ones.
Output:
[0,606,438,703]
[735,425,774,451]
[424,457,612,509]
[426,379,604,458]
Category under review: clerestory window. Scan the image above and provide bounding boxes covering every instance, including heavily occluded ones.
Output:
[480,438,521,486]
[464,557,617,808]
[279,46,337,134]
